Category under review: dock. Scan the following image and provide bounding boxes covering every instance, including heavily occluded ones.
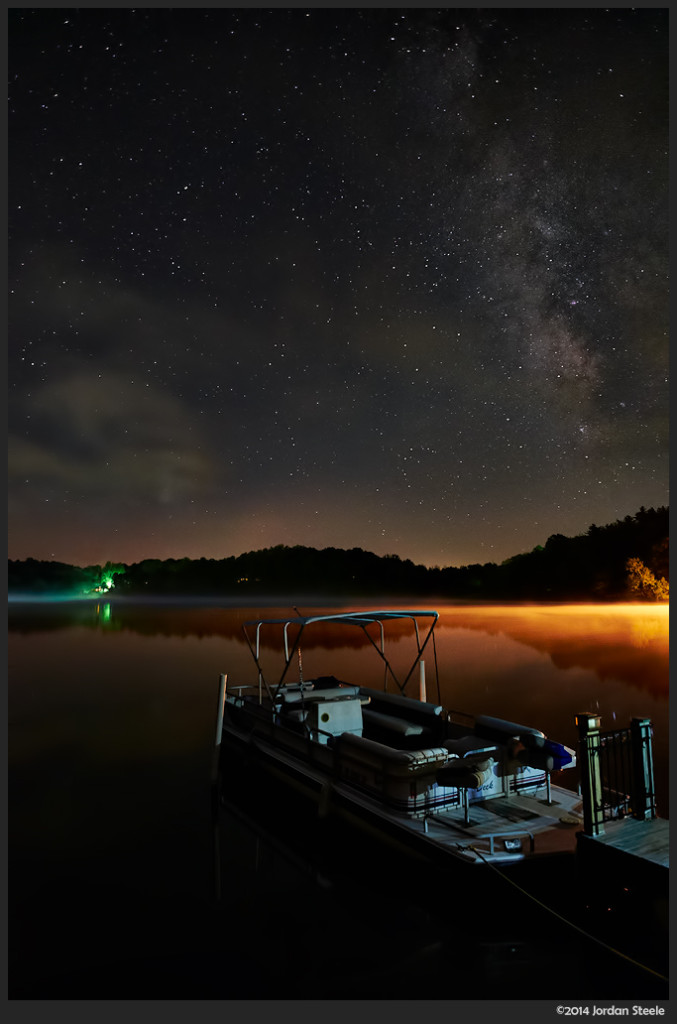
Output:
[577,817,668,893]
[575,713,669,901]
[583,816,669,868]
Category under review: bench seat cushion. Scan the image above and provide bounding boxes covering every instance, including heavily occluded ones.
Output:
[362,708,424,737]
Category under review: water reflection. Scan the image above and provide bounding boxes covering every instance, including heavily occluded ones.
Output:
[9,599,668,803]
[8,599,670,996]
[8,598,668,698]
[437,604,669,701]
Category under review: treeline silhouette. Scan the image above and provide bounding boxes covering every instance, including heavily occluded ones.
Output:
[8,505,669,602]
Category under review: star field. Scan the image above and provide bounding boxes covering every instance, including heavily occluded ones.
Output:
[8,8,669,569]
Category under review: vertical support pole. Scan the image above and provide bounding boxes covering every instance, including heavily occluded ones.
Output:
[212,673,227,903]
[257,625,263,705]
[419,660,426,703]
[215,674,227,741]
[212,674,227,782]
[576,712,605,836]
[630,717,656,820]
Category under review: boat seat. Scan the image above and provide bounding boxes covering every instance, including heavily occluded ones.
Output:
[281,685,361,705]
[443,735,500,759]
[359,687,444,723]
[362,708,425,737]
[336,732,449,774]
[436,759,493,790]
[474,714,546,749]
[312,675,352,690]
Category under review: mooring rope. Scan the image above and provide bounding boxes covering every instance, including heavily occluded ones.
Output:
[467,844,668,983]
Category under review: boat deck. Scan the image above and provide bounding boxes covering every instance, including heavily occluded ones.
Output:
[422,787,584,862]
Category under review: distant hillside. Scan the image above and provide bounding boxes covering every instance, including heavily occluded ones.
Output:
[8,505,669,602]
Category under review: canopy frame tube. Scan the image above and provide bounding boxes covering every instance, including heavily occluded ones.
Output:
[241,610,440,704]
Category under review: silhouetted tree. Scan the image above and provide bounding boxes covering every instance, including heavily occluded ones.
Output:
[8,505,669,601]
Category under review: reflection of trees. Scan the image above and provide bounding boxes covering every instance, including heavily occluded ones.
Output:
[7,602,430,650]
[437,609,669,700]
[9,602,668,701]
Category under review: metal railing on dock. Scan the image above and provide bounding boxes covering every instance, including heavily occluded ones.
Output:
[576,713,657,837]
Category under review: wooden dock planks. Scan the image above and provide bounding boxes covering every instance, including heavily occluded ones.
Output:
[585,816,669,868]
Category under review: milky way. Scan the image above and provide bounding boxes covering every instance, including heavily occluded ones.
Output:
[8,8,668,568]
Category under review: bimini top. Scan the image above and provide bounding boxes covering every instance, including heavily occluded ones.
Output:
[242,609,440,699]
[243,609,439,630]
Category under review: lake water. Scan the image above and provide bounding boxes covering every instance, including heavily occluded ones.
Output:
[8,599,669,1000]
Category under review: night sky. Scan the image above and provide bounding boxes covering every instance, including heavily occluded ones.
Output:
[8,8,668,570]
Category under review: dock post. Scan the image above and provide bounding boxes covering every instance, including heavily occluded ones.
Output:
[630,717,656,821]
[212,674,227,802]
[576,712,605,836]
[212,673,227,904]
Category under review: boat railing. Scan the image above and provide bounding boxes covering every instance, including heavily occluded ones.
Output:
[225,684,261,707]
[473,829,535,856]
[226,686,344,751]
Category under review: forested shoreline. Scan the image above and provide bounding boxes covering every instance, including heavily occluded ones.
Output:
[8,506,669,603]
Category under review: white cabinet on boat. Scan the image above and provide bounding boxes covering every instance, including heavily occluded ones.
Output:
[307,696,363,745]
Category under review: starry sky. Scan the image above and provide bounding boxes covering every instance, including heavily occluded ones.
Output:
[8,7,669,570]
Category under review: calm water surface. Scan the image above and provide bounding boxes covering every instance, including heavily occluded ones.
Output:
[8,599,669,999]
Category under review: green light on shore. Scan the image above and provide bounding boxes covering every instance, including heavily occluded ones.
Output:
[91,564,125,595]
[92,577,114,593]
